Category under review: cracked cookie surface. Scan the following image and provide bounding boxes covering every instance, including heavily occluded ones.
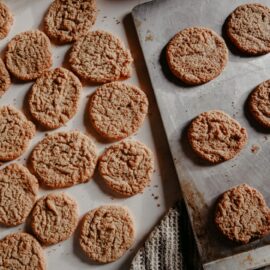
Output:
[188,110,247,163]
[31,131,97,188]
[0,2,13,40]
[31,193,78,245]
[166,27,228,85]
[5,30,52,80]
[0,106,36,161]
[44,0,97,43]
[28,67,82,129]
[215,184,270,244]
[80,205,135,263]
[0,58,10,97]
[99,141,154,196]
[89,82,148,140]
[0,163,38,226]
[69,30,133,83]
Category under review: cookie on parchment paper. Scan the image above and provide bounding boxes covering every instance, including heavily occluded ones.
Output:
[215,184,270,244]
[0,2,13,40]
[166,27,228,85]
[31,131,97,188]
[28,67,82,129]
[0,58,10,97]
[80,205,135,263]
[44,0,97,43]
[5,30,52,80]
[31,193,78,245]
[0,163,38,226]
[188,110,247,164]
[0,106,36,161]
[69,30,133,83]
[227,3,270,55]
[89,82,148,141]
[99,141,154,196]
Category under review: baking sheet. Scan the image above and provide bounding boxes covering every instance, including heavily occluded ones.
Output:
[132,0,270,269]
[0,1,181,269]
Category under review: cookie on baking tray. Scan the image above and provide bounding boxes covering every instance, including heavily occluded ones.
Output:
[69,30,133,83]
[44,0,97,43]
[0,58,10,97]
[80,205,135,263]
[215,184,270,244]
[31,131,97,188]
[227,3,270,55]
[5,30,52,80]
[99,140,154,196]
[31,193,78,245]
[89,82,148,140]
[188,110,247,163]
[28,67,82,129]
[166,27,228,85]
[0,2,13,40]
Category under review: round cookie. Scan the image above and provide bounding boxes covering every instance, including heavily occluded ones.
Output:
[99,141,154,196]
[0,163,38,226]
[80,205,135,263]
[215,184,270,244]
[0,58,10,97]
[31,193,78,245]
[227,4,270,55]
[166,27,228,85]
[0,2,13,40]
[31,131,97,188]
[188,110,247,163]
[249,79,270,128]
[28,67,82,129]
[0,106,36,161]
[69,30,133,83]
[89,82,148,140]
[0,232,46,270]
[5,30,52,80]
[44,0,97,43]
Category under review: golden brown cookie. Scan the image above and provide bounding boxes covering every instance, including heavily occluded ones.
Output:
[31,193,78,245]
[0,2,13,40]
[0,232,46,270]
[227,3,270,55]
[166,27,228,85]
[80,205,135,263]
[188,110,247,163]
[69,30,133,83]
[99,141,154,196]
[44,0,97,43]
[215,184,270,244]
[0,106,36,161]
[5,30,52,80]
[31,131,97,188]
[28,67,82,129]
[0,58,10,97]
[89,82,148,140]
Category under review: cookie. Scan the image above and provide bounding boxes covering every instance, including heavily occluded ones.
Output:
[80,205,135,263]
[215,184,270,244]
[31,131,97,188]
[0,232,46,270]
[28,67,82,129]
[0,58,10,97]
[0,2,13,40]
[44,0,97,43]
[5,30,52,80]
[0,106,36,161]
[99,141,154,196]
[188,110,247,163]
[249,79,270,128]
[69,30,133,83]
[166,27,228,85]
[227,4,270,55]
[0,163,38,226]
[89,82,148,140]
[31,193,78,245]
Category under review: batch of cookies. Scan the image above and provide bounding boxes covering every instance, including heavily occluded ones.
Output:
[166,3,270,245]
[0,0,154,268]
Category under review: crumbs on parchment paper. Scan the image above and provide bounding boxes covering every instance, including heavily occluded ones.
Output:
[251,144,260,154]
